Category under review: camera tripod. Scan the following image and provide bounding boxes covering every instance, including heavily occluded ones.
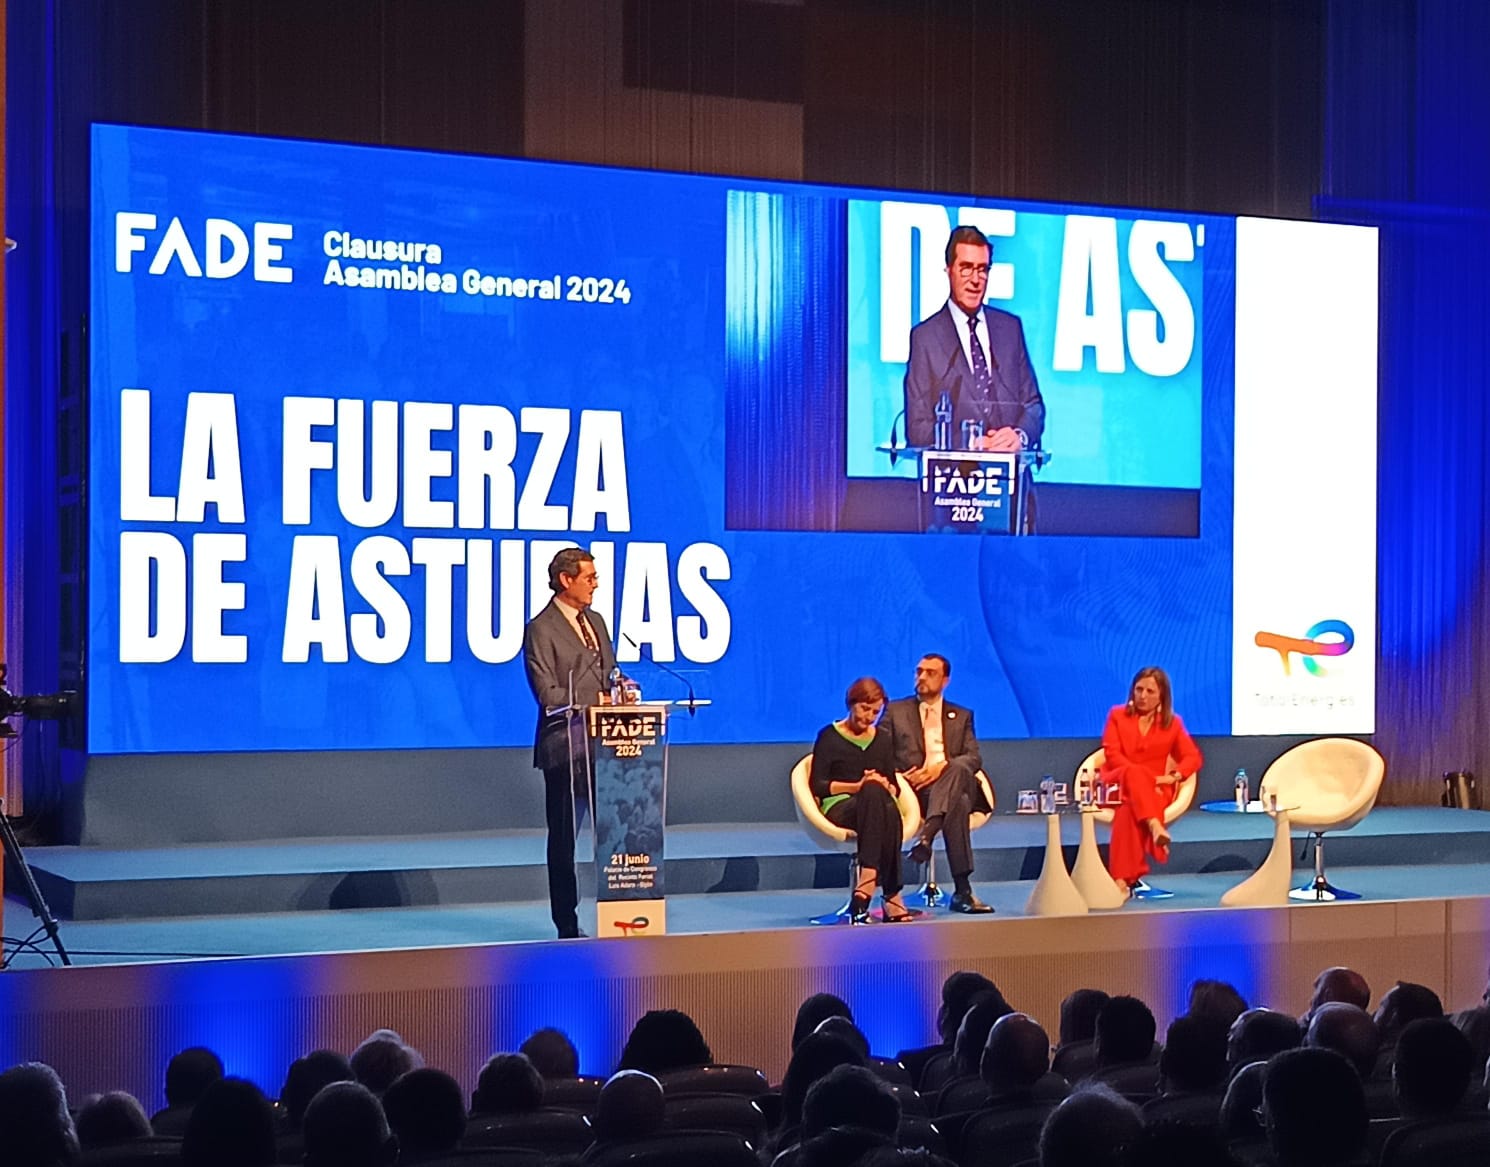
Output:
[0,799,70,966]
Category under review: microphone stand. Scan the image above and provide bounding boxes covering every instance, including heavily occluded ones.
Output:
[622,634,699,716]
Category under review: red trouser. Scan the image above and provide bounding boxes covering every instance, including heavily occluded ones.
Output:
[1107,766,1175,883]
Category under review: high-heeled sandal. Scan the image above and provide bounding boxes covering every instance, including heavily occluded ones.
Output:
[848,893,873,925]
[882,899,921,923]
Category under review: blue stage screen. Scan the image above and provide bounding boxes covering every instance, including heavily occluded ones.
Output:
[88,125,1375,753]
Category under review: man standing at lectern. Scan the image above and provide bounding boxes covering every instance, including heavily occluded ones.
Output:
[887,653,994,914]
[523,547,616,939]
[903,225,1045,455]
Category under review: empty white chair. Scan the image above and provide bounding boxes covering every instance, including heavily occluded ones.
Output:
[790,754,923,923]
[1257,738,1384,901]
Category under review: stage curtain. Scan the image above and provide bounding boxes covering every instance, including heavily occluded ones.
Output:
[1324,0,1490,803]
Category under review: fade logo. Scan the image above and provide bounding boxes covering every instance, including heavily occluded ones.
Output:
[926,459,1010,500]
[114,213,294,283]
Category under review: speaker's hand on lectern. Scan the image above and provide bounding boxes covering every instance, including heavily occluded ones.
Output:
[982,427,1022,453]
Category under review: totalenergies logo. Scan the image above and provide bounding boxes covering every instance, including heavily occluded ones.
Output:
[1254,619,1355,677]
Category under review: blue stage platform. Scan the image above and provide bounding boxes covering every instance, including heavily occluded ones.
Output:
[6,806,1489,964]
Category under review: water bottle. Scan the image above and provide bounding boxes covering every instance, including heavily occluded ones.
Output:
[1077,765,1092,807]
[933,391,953,451]
[1234,768,1250,811]
[609,666,625,706]
[1040,773,1056,815]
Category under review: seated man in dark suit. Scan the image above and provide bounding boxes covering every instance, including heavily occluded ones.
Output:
[981,1013,1059,1109]
[1305,1002,1395,1117]
[1090,996,1161,1099]
[1260,1048,1367,1167]
[886,653,993,914]
[1393,1017,1475,1122]
[1373,981,1444,1081]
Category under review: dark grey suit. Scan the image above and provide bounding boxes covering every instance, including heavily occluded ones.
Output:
[885,696,989,879]
[523,598,616,936]
[904,303,1045,449]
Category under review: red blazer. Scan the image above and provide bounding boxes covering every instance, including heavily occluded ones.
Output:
[1100,705,1202,782]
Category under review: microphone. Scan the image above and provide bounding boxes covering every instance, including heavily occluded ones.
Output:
[887,408,906,466]
[623,634,699,716]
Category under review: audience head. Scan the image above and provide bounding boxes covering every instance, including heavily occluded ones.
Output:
[1094,995,1156,1066]
[471,1052,545,1115]
[182,1077,277,1167]
[1260,1048,1366,1167]
[1374,981,1444,1043]
[280,1050,355,1130]
[301,1080,395,1167]
[1392,1016,1474,1120]
[1187,979,1249,1031]
[937,971,999,1044]
[813,1015,871,1060]
[802,1063,901,1138]
[1226,1008,1302,1072]
[592,1069,665,1142]
[1058,988,1110,1046]
[779,1032,866,1130]
[1451,1005,1490,1075]
[616,1008,712,1076]
[1308,966,1371,1017]
[165,1046,225,1108]
[350,1032,420,1096]
[980,1012,1050,1098]
[793,992,854,1051]
[1219,1060,1267,1142]
[1159,1015,1228,1093]
[382,1067,466,1157]
[75,1091,151,1148]
[1038,1082,1143,1167]
[954,991,1015,1074]
[0,1062,79,1167]
[1304,1002,1379,1078]
[519,1027,579,1079]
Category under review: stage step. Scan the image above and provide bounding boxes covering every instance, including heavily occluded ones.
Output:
[16,807,1490,922]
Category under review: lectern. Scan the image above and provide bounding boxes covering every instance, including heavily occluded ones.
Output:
[918,449,1047,535]
[587,704,669,937]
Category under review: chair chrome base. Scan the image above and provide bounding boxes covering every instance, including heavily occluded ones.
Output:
[1289,833,1359,901]
[811,858,865,924]
[1131,879,1174,900]
[908,880,946,909]
[1289,880,1361,902]
[809,900,857,925]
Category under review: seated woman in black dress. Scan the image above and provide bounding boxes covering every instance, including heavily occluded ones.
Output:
[810,676,915,924]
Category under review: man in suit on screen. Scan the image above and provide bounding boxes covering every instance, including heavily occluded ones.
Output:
[523,546,616,938]
[903,225,1045,456]
[886,653,994,914]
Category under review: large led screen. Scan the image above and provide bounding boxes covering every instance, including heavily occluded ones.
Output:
[89,125,1377,753]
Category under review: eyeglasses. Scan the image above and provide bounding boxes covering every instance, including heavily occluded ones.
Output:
[953,263,991,279]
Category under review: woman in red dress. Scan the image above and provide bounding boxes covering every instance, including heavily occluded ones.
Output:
[1101,666,1203,894]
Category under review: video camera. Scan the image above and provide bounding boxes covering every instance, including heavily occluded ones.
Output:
[0,663,75,738]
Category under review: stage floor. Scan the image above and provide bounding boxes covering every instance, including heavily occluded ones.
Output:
[19,806,1490,924]
[6,859,1490,970]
